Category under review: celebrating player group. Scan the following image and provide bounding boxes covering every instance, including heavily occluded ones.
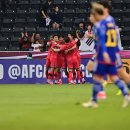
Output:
[45,34,85,85]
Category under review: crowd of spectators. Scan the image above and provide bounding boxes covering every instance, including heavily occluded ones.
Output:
[0,0,96,52]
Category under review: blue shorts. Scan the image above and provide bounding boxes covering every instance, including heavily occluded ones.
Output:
[94,63,117,76]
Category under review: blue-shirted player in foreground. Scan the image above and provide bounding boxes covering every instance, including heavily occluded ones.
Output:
[82,2,130,108]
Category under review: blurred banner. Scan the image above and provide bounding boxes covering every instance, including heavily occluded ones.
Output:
[0,58,129,84]
[0,59,93,84]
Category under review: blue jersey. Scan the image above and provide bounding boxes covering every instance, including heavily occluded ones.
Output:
[92,25,98,49]
[96,17,117,65]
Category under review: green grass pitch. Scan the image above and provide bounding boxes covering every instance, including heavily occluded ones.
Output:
[0,84,130,130]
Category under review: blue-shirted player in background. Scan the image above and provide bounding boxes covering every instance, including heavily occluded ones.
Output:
[82,2,130,108]
[99,1,130,96]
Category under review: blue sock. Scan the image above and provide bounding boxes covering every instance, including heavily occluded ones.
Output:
[100,85,104,91]
[127,82,130,90]
[92,82,102,102]
[115,80,128,96]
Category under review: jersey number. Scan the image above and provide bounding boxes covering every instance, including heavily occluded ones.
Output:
[106,29,117,47]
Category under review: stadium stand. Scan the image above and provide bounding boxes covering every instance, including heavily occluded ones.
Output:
[0,0,130,51]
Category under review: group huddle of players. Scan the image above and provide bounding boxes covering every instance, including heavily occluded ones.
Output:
[45,34,86,85]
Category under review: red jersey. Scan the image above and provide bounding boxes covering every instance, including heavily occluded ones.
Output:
[47,40,52,59]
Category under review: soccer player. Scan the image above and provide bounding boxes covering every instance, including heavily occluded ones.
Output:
[82,3,129,108]
[87,14,107,99]
[53,34,81,84]
[99,1,130,96]
[57,35,67,84]
[48,34,60,84]
[46,35,53,84]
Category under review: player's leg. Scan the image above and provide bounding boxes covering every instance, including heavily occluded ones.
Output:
[73,69,77,84]
[82,64,106,108]
[80,71,86,84]
[73,56,81,84]
[68,68,73,84]
[92,59,107,99]
[46,58,51,83]
[87,57,107,87]
[108,66,129,108]
[115,54,130,95]
[118,67,130,91]
[67,57,74,84]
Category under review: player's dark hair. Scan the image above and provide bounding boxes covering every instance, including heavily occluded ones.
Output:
[99,1,111,11]
[64,36,69,43]
[53,34,58,38]
[68,33,75,38]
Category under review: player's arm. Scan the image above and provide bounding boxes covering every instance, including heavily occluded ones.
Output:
[65,44,76,54]
[99,25,111,64]
[51,47,60,52]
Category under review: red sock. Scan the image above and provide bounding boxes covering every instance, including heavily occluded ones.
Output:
[46,71,49,79]
[80,71,83,79]
[54,72,58,81]
[69,72,73,83]
[48,70,53,80]
[73,71,76,81]
[77,70,81,81]
[58,71,62,80]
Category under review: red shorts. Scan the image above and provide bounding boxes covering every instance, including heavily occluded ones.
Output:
[58,56,66,69]
[46,57,51,68]
[67,55,80,69]
[50,54,58,68]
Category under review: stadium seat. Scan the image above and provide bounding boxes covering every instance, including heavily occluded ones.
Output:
[1,28,12,37]
[123,9,130,18]
[53,0,64,8]
[112,0,123,9]
[37,27,48,33]
[26,18,38,28]
[18,0,29,10]
[0,37,10,49]
[121,36,130,46]
[77,0,89,9]
[64,8,75,17]
[74,18,85,25]
[9,46,20,51]
[5,10,16,19]
[13,27,24,37]
[25,27,36,35]
[16,9,28,19]
[49,28,59,34]
[2,18,14,28]
[75,8,88,18]
[14,18,26,28]
[0,10,4,18]
[122,27,130,35]
[65,0,76,9]
[11,36,20,46]
[63,18,74,27]
[30,0,41,9]
[28,9,39,19]
[0,47,8,51]
[123,18,130,27]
